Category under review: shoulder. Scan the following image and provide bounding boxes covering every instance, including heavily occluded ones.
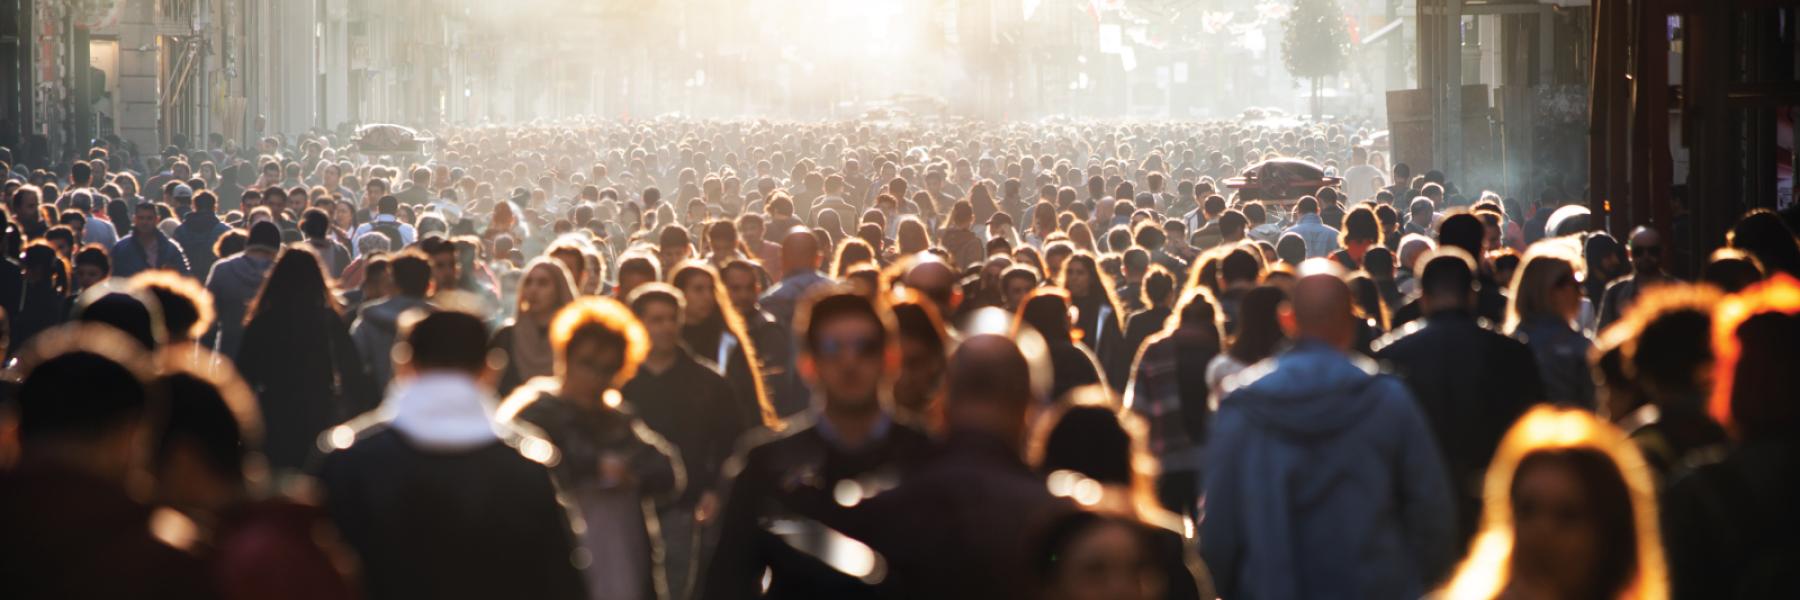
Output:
[1370,318,1430,354]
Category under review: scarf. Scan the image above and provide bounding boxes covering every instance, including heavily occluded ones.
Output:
[509,314,556,381]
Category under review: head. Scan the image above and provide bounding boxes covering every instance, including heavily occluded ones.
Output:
[1707,275,1800,441]
[1505,245,1584,333]
[945,333,1038,448]
[798,291,898,413]
[74,244,111,289]
[1627,226,1663,276]
[720,259,764,316]
[1419,249,1479,315]
[395,310,494,382]
[1441,406,1664,600]
[151,362,261,515]
[517,258,577,322]
[1034,511,1165,600]
[132,201,160,237]
[420,237,460,295]
[544,297,650,405]
[14,327,155,481]
[614,253,661,300]
[129,271,215,344]
[627,283,685,357]
[891,297,949,425]
[1281,261,1356,350]
[780,227,822,276]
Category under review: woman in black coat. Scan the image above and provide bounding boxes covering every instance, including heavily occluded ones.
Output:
[236,246,377,474]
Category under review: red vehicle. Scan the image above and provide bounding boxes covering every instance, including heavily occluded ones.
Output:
[1222,158,1342,204]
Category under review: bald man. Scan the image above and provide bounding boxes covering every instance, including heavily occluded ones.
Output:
[1597,226,1670,330]
[1202,261,1455,600]
[759,227,831,329]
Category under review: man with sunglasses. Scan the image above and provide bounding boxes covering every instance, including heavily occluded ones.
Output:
[1597,226,1671,331]
[700,290,930,599]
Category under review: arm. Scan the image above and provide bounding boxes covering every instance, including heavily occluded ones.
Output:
[1385,380,1458,583]
[1198,406,1247,600]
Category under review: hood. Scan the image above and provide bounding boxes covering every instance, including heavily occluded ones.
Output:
[1224,340,1383,439]
[214,252,273,287]
[363,295,429,327]
[386,372,503,452]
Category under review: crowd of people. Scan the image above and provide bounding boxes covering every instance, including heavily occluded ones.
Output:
[0,116,1797,600]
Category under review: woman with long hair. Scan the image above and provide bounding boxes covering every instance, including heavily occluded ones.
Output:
[1439,406,1667,600]
[895,216,932,258]
[1204,285,1289,398]
[1125,286,1224,517]
[489,258,577,397]
[13,241,70,353]
[1506,244,1595,408]
[671,261,776,429]
[1016,287,1106,401]
[1059,251,1131,392]
[235,246,376,473]
[1028,388,1209,600]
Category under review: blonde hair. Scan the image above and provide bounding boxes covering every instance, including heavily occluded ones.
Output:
[1440,406,1667,600]
[1503,240,1583,334]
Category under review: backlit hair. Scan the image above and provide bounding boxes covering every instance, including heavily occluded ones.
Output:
[1440,406,1666,600]
[549,296,649,388]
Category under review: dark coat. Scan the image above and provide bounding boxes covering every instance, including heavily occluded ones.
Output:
[111,230,191,278]
[623,350,755,507]
[1663,439,1800,600]
[794,431,1077,600]
[700,415,931,600]
[174,211,231,278]
[319,421,587,600]
[0,461,215,600]
[237,305,377,473]
[1373,311,1545,544]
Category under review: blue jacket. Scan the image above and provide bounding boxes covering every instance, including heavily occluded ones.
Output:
[1283,213,1341,259]
[110,231,191,279]
[1202,340,1455,600]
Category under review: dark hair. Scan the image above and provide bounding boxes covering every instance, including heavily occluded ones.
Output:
[1018,288,1075,343]
[1142,264,1175,307]
[1230,285,1289,363]
[1420,252,1476,302]
[390,251,431,297]
[1275,232,1307,266]
[246,246,339,325]
[18,348,149,441]
[1341,205,1382,246]
[154,371,251,483]
[74,244,111,275]
[1203,194,1227,215]
[797,291,893,357]
[1363,246,1396,278]
[1437,212,1486,258]
[1217,209,1248,239]
[1220,246,1262,285]
[405,310,491,373]
[300,207,330,239]
[1038,405,1134,484]
[1296,196,1320,215]
[1727,209,1800,278]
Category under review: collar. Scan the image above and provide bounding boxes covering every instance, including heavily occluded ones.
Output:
[386,372,502,451]
[813,409,893,452]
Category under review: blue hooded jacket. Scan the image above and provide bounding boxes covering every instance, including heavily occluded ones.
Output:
[1201,340,1456,600]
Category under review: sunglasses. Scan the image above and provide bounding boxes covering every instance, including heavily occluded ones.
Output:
[816,336,884,360]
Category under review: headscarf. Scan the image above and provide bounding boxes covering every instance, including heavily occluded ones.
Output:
[509,258,577,380]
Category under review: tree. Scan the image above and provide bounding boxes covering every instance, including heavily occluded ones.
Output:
[1282,0,1352,118]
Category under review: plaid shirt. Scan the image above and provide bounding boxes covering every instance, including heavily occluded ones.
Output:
[1123,332,1206,472]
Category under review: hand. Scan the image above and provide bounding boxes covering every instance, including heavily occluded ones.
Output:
[695,491,720,524]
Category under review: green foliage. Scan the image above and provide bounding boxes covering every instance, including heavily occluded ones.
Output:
[1282,0,1352,82]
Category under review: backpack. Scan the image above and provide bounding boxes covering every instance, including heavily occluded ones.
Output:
[369,219,406,251]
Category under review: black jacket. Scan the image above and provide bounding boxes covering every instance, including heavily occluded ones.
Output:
[320,415,586,600]
[797,431,1077,600]
[0,461,215,600]
[1663,438,1800,600]
[1373,311,1544,544]
[700,415,931,600]
[623,350,756,507]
